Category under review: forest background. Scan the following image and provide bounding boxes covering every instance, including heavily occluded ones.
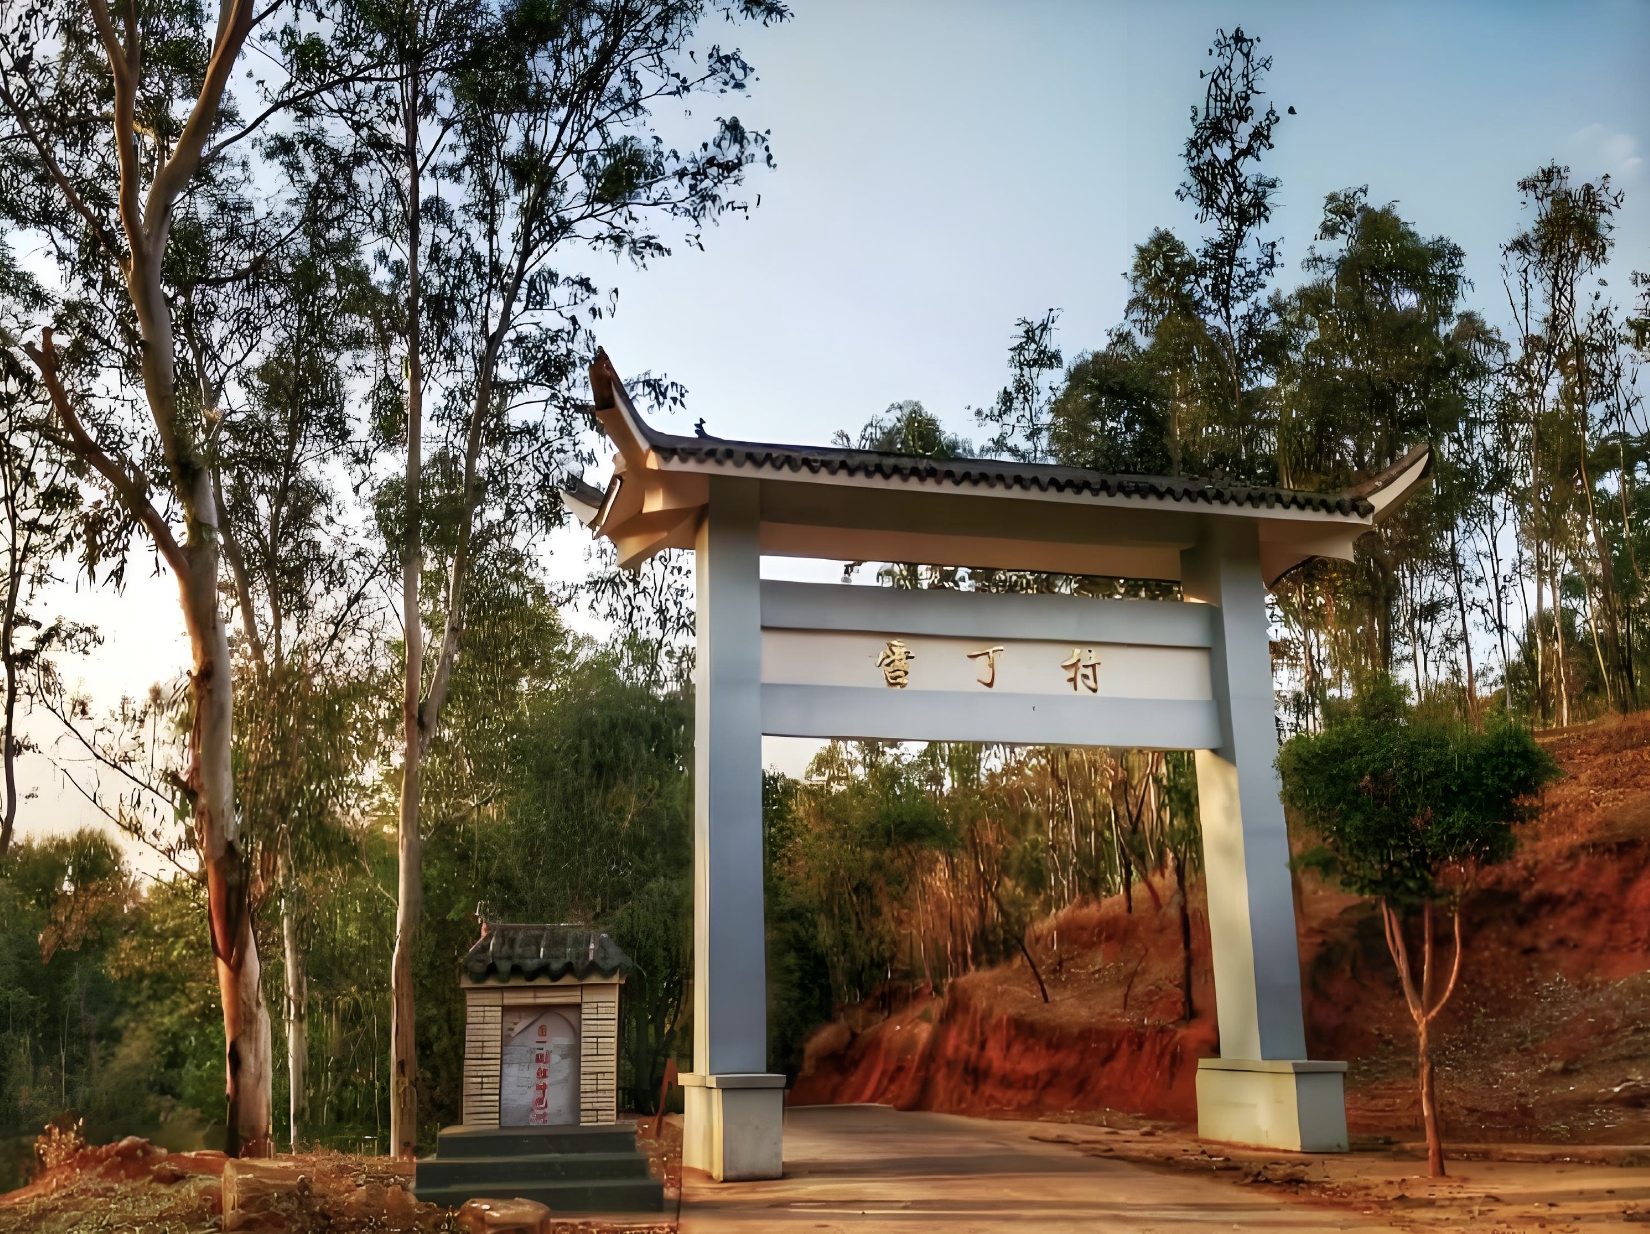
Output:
[0,0,1647,1181]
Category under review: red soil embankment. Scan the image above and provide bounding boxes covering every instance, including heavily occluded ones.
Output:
[791,877,1221,1124]
[791,711,1650,1143]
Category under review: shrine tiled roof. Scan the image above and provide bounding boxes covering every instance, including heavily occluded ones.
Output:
[463,923,631,983]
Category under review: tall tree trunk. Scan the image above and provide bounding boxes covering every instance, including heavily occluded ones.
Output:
[1581,574,1615,712]
[1475,502,1514,716]
[1531,413,1549,724]
[282,873,308,1152]
[1448,523,1477,719]
[1617,432,1644,706]
[1118,842,1134,914]
[31,334,273,1153]
[182,512,272,1157]
[1173,849,1194,1019]
[986,881,1048,1003]
[1573,331,1629,707]
[1553,568,1571,726]
[390,59,426,1162]
[0,445,23,860]
[1533,555,1547,723]
[0,595,18,859]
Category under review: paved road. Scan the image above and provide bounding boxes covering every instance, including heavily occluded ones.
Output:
[681,1105,1388,1233]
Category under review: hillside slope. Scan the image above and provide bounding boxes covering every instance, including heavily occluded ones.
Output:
[789,712,1650,1143]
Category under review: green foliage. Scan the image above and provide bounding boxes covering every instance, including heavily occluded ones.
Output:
[763,770,831,1075]
[106,877,225,1127]
[490,651,692,1115]
[973,312,1064,462]
[834,401,971,459]
[0,571,698,1150]
[0,834,226,1183]
[1049,329,1173,475]
[769,740,1200,1024]
[1278,679,1560,906]
[1274,188,1484,490]
[774,743,953,1008]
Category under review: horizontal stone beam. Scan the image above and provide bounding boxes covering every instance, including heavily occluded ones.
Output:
[760,580,1215,647]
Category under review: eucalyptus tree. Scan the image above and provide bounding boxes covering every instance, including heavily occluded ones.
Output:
[199,135,386,1150]
[1270,189,1488,693]
[974,311,1063,463]
[836,399,971,458]
[0,0,301,1152]
[309,0,786,1154]
[1173,26,1288,482]
[1063,29,1286,486]
[1047,328,1174,476]
[1502,165,1636,717]
[1116,229,1223,477]
[0,246,80,858]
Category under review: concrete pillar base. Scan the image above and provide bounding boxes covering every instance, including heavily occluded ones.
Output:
[1196,1058,1349,1152]
[681,1073,786,1181]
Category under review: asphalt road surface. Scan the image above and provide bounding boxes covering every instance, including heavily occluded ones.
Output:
[681,1105,1390,1233]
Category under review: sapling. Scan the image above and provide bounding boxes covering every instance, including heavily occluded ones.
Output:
[1277,679,1557,1177]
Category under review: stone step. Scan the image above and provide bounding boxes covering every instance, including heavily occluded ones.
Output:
[434,1124,637,1159]
[412,1175,666,1214]
[416,1151,651,1190]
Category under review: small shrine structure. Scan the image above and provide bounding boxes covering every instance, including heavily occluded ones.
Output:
[458,922,628,1128]
[565,350,1430,1182]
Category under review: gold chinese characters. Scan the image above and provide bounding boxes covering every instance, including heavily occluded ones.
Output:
[872,641,1104,691]
[966,645,1005,688]
[1062,647,1101,692]
[876,639,915,688]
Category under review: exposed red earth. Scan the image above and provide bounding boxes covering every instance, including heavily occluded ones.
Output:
[791,711,1650,1146]
[0,1125,680,1233]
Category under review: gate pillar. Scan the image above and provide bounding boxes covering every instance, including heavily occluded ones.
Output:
[682,476,786,1180]
[1182,517,1348,1152]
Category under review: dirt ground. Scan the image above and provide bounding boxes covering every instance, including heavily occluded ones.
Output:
[1026,1117,1650,1232]
[6,1111,1650,1231]
[0,1122,682,1234]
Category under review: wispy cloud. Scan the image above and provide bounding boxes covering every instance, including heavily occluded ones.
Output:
[1569,123,1643,183]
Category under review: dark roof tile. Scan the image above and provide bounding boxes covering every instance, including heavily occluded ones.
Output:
[464,924,631,983]
[643,433,1375,518]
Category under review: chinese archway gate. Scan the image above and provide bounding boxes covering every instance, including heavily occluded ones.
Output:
[567,352,1428,1181]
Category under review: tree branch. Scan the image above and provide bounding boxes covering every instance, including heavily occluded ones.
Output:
[144,0,260,231]
[0,77,124,261]
[213,467,265,666]
[22,330,189,583]
[1381,899,1424,1022]
[202,68,398,165]
[87,0,145,252]
[1427,906,1466,1023]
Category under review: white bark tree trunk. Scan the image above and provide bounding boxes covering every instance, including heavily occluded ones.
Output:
[390,57,426,1158]
[282,876,308,1151]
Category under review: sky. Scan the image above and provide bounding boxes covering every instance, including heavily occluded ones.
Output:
[16,0,1650,863]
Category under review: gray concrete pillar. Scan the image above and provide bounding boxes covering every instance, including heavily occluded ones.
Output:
[1181,517,1348,1152]
[682,476,785,1180]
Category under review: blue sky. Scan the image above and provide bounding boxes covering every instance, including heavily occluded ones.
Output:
[592,0,1649,450]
